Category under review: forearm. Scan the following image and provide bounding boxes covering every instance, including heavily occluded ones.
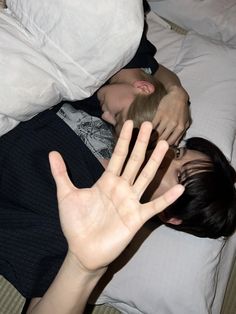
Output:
[27,251,106,314]
[154,64,189,99]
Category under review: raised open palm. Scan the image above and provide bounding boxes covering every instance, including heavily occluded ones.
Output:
[49,121,184,273]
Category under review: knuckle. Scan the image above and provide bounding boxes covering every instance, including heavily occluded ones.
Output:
[130,153,142,163]
[141,169,151,180]
[170,121,178,129]
[113,146,127,157]
[176,124,185,132]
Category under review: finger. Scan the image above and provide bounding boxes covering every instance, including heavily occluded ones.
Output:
[186,119,191,129]
[133,140,169,198]
[158,126,175,142]
[141,184,185,222]
[166,128,184,146]
[106,120,133,175]
[155,119,167,136]
[49,151,75,199]
[171,130,186,146]
[170,120,190,146]
[173,133,184,146]
[122,121,153,183]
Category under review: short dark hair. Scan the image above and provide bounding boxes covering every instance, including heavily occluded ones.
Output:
[163,137,236,239]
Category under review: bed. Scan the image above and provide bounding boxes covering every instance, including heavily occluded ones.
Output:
[0,0,235,313]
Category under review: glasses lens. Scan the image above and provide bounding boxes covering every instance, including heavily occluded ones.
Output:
[173,147,186,160]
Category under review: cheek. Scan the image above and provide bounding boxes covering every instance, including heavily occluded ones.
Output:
[149,167,177,200]
[97,86,106,102]
[107,93,122,113]
[141,169,165,202]
[152,179,171,199]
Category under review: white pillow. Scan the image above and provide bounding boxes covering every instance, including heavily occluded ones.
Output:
[147,11,236,161]
[146,11,185,71]
[6,0,144,100]
[174,31,236,161]
[0,0,143,136]
[0,11,65,135]
[94,225,225,314]
[149,0,236,46]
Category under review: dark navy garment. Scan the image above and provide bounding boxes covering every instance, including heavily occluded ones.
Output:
[0,0,159,297]
[0,110,104,297]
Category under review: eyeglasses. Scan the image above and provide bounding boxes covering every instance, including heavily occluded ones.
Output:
[171,146,187,160]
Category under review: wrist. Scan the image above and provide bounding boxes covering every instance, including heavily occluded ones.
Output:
[66,250,108,280]
[168,85,189,103]
[31,250,108,313]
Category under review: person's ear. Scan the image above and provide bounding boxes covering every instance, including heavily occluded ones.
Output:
[166,217,182,225]
[133,80,155,95]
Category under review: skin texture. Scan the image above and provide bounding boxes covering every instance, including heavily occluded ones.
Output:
[153,65,190,145]
[96,70,201,217]
[97,66,190,146]
[27,121,184,314]
[97,77,154,127]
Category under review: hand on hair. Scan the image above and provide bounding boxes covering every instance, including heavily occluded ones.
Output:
[153,85,191,145]
[49,121,184,273]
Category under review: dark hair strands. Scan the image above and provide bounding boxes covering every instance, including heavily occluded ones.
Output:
[164,137,236,238]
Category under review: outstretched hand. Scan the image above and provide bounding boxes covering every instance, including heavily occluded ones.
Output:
[49,121,184,274]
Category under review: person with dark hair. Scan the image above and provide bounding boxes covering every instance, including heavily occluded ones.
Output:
[89,59,236,240]
[57,76,236,241]
[117,73,236,239]
[142,137,236,239]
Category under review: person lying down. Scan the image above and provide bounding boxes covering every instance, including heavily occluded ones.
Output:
[0,64,236,305]
[58,69,236,240]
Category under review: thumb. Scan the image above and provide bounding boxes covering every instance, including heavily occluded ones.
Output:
[141,184,185,222]
[49,151,75,199]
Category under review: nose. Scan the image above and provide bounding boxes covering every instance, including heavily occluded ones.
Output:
[101,111,116,126]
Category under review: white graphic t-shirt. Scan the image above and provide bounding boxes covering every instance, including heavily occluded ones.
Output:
[57,103,115,160]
